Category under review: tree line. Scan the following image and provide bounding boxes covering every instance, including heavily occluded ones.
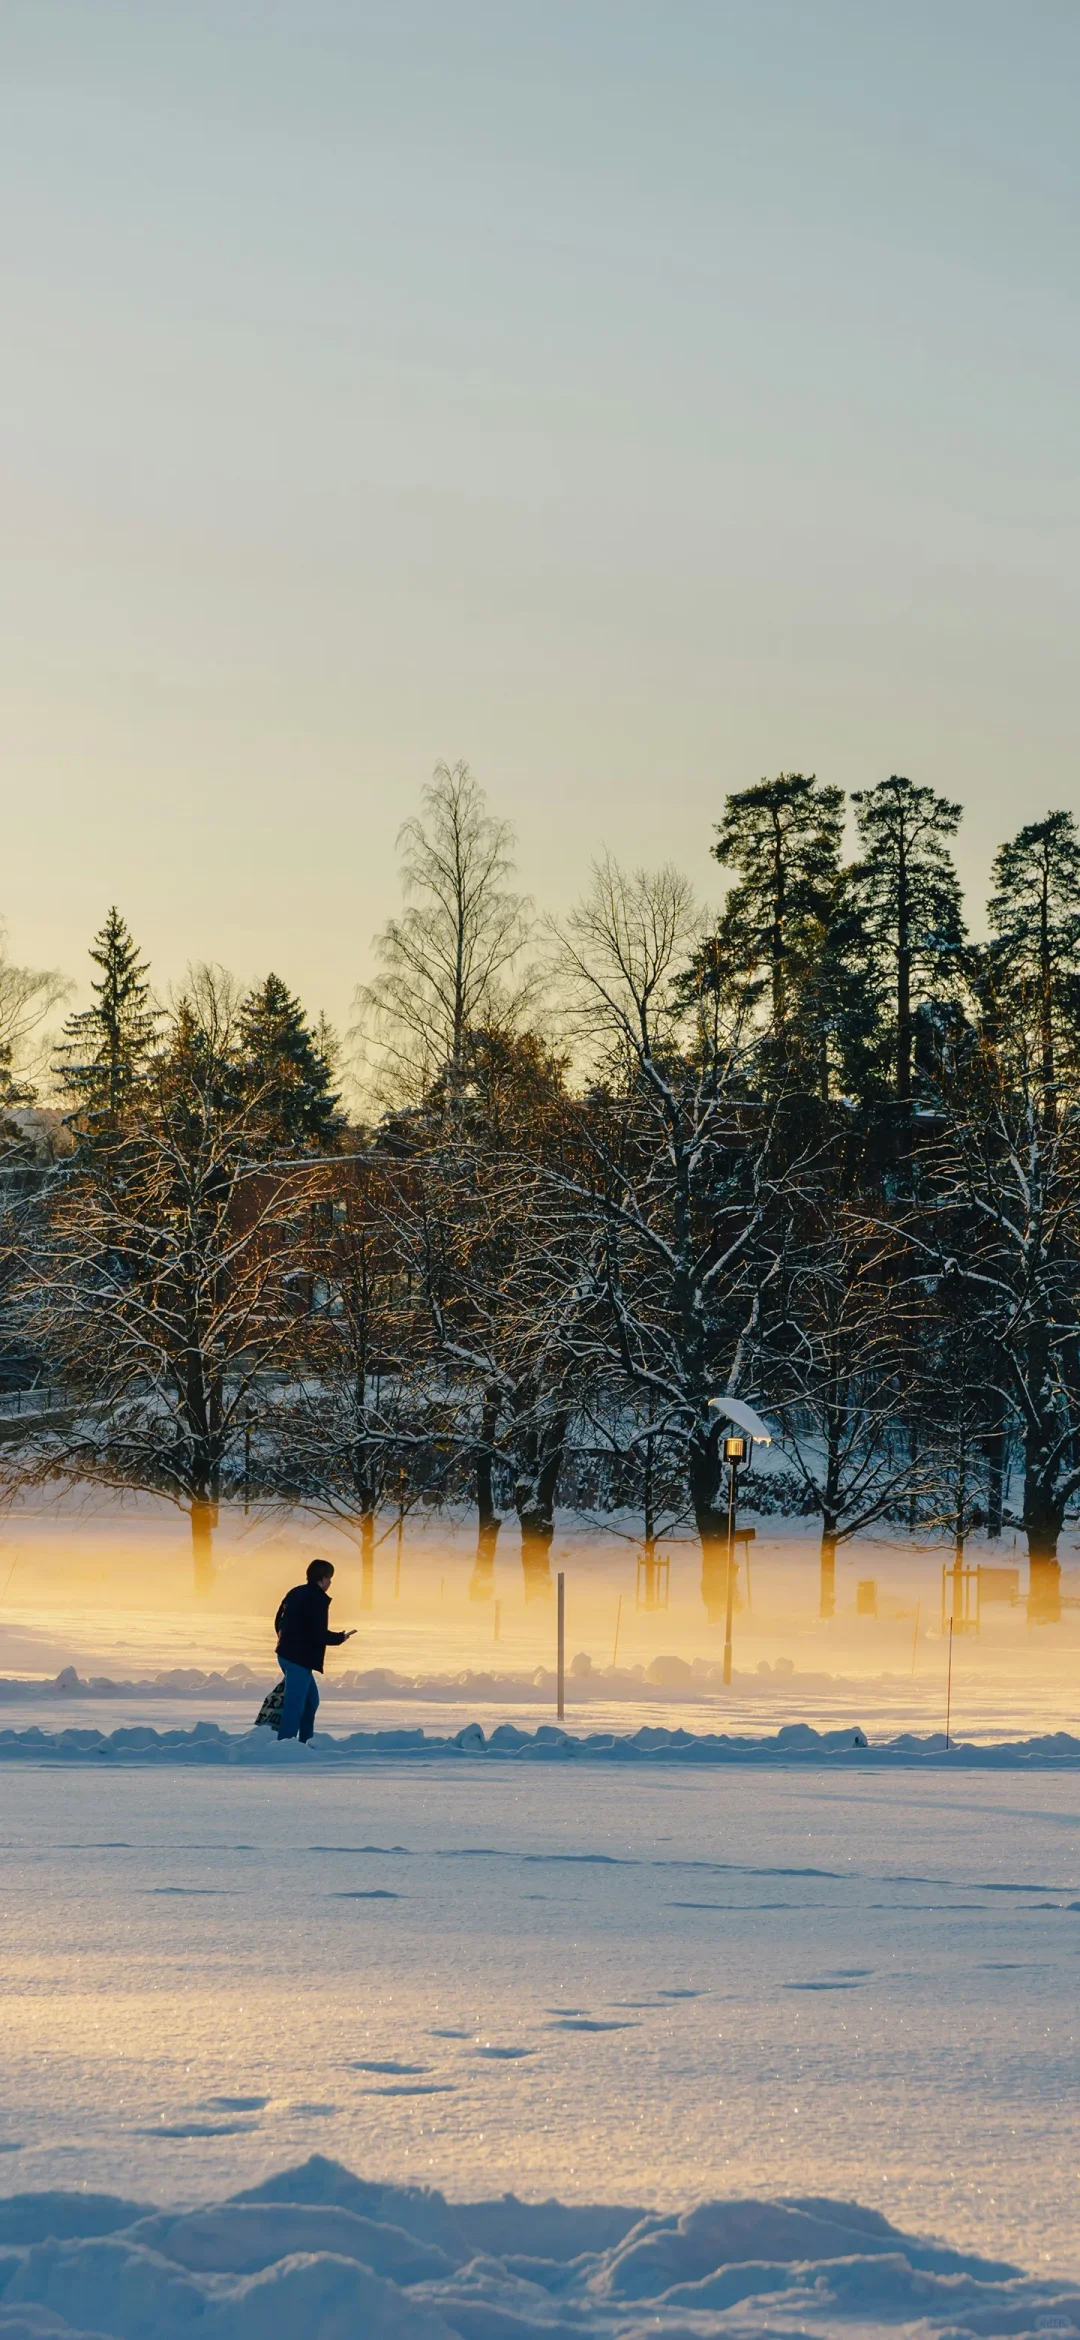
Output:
[3,760,1080,1614]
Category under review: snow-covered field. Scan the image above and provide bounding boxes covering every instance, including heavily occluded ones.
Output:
[4,1758,1080,2296]
[4,1502,1080,2335]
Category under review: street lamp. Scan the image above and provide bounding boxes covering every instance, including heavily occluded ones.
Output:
[710,1399,772,1687]
[722,1432,748,1686]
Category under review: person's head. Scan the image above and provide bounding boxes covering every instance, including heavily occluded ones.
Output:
[306,1558,334,1591]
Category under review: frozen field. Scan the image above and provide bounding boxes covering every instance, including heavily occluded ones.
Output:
[2,1498,1079,1746]
[3,1756,1080,2294]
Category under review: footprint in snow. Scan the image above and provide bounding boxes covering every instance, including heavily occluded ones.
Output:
[658,1988,706,1998]
[547,2016,637,2032]
[348,2060,430,2075]
[139,2120,260,2138]
[202,2096,268,2111]
[329,1889,401,1900]
[428,2027,470,2038]
[474,2045,535,2059]
[363,2083,457,2097]
[784,1979,865,1992]
[0,2142,23,2154]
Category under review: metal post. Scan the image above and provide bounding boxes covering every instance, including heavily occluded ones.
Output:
[557,1570,565,1722]
[723,1460,737,1686]
[945,1616,954,1750]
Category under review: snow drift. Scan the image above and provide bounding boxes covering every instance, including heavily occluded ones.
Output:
[0,2154,1076,2340]
[1,1716,1080,1764]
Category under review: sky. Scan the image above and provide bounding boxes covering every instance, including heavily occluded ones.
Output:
[2,0,1079,1046]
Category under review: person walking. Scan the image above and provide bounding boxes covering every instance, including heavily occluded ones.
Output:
[274,1559,355,1742]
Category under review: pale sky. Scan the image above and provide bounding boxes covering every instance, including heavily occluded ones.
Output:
[2,0,1078,1041]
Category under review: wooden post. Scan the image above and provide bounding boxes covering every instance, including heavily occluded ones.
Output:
[557,1570,565,1722]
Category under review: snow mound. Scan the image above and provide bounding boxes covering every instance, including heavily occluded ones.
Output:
[0,2156,1075,2340]
[0,1662,855,1706]
[0,1717,1079,1765]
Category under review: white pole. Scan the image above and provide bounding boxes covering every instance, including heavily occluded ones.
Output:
[557,1570,565,1722]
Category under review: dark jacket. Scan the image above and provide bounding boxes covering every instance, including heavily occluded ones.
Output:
[275,1583,348,1674]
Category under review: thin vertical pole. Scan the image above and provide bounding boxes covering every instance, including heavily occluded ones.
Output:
[557,1570,565,1722]
[723,1462,737,1686]
[945,1616,954,1750]
[243,1424,251,1516]
[612,1593,622,1667]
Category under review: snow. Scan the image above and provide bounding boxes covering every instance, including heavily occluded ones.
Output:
[4,2159,1080,2340]
[3,1499,1080,2322]
[3,1760,1080,2290]
[4,1716,1080,1764]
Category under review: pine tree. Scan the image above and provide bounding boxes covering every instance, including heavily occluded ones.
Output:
[238,973,342,1151]
[710,772,854,1096]
[849,776,965,1104]
[986,811,1080,1104]
[57,908,157,1132]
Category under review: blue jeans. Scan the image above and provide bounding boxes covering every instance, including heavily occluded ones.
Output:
[278,1660,319,1743]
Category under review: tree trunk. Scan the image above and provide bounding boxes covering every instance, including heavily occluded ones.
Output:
[475,1391,501,1531]
[819,1523,837,1619]
[470,1517,499,1602]
[689,1418,729,1622]
[984,1385,1006,1539]
[514,1408,569,1602]
[360,1510,375,1610]
[1028,1557,1062,1625]
[896,833,911,1103]
[190,1497,215,1598]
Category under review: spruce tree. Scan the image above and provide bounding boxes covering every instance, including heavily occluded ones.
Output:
[58,908,157,1132]
[986,811,1080,1102]
[711,772,848,1095]
[849,776,965,1104]
[238,973,342,1150]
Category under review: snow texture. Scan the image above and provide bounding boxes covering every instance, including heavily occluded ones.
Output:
[3,1716,1080,1764]
[0,2157,1076,2340]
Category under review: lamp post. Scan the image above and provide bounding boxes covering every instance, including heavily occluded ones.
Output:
[708,1397,772,1686]
[722,1432,748,1686]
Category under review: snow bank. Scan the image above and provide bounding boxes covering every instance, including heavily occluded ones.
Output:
[0,1660,855,1705]
[0,2154,1074,2340]
[1,1716,1080,1765]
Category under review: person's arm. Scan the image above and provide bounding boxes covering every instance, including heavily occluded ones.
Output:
[326,1627,354,1645]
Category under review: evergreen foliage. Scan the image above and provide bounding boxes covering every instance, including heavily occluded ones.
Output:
[56,909,157,1132]
[849,775,965,1102]
[237,973,343,1151]
[986,811,1080,1097]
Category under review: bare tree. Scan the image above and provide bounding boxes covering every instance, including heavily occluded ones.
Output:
[268,1167,442,1604]
[391,1131,580,1599]
[549,858,792,1610]
[16,970,322,1591]
[912,1068,1080,1617]
[354,762,536,1105]
[763,1190,932,1614]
